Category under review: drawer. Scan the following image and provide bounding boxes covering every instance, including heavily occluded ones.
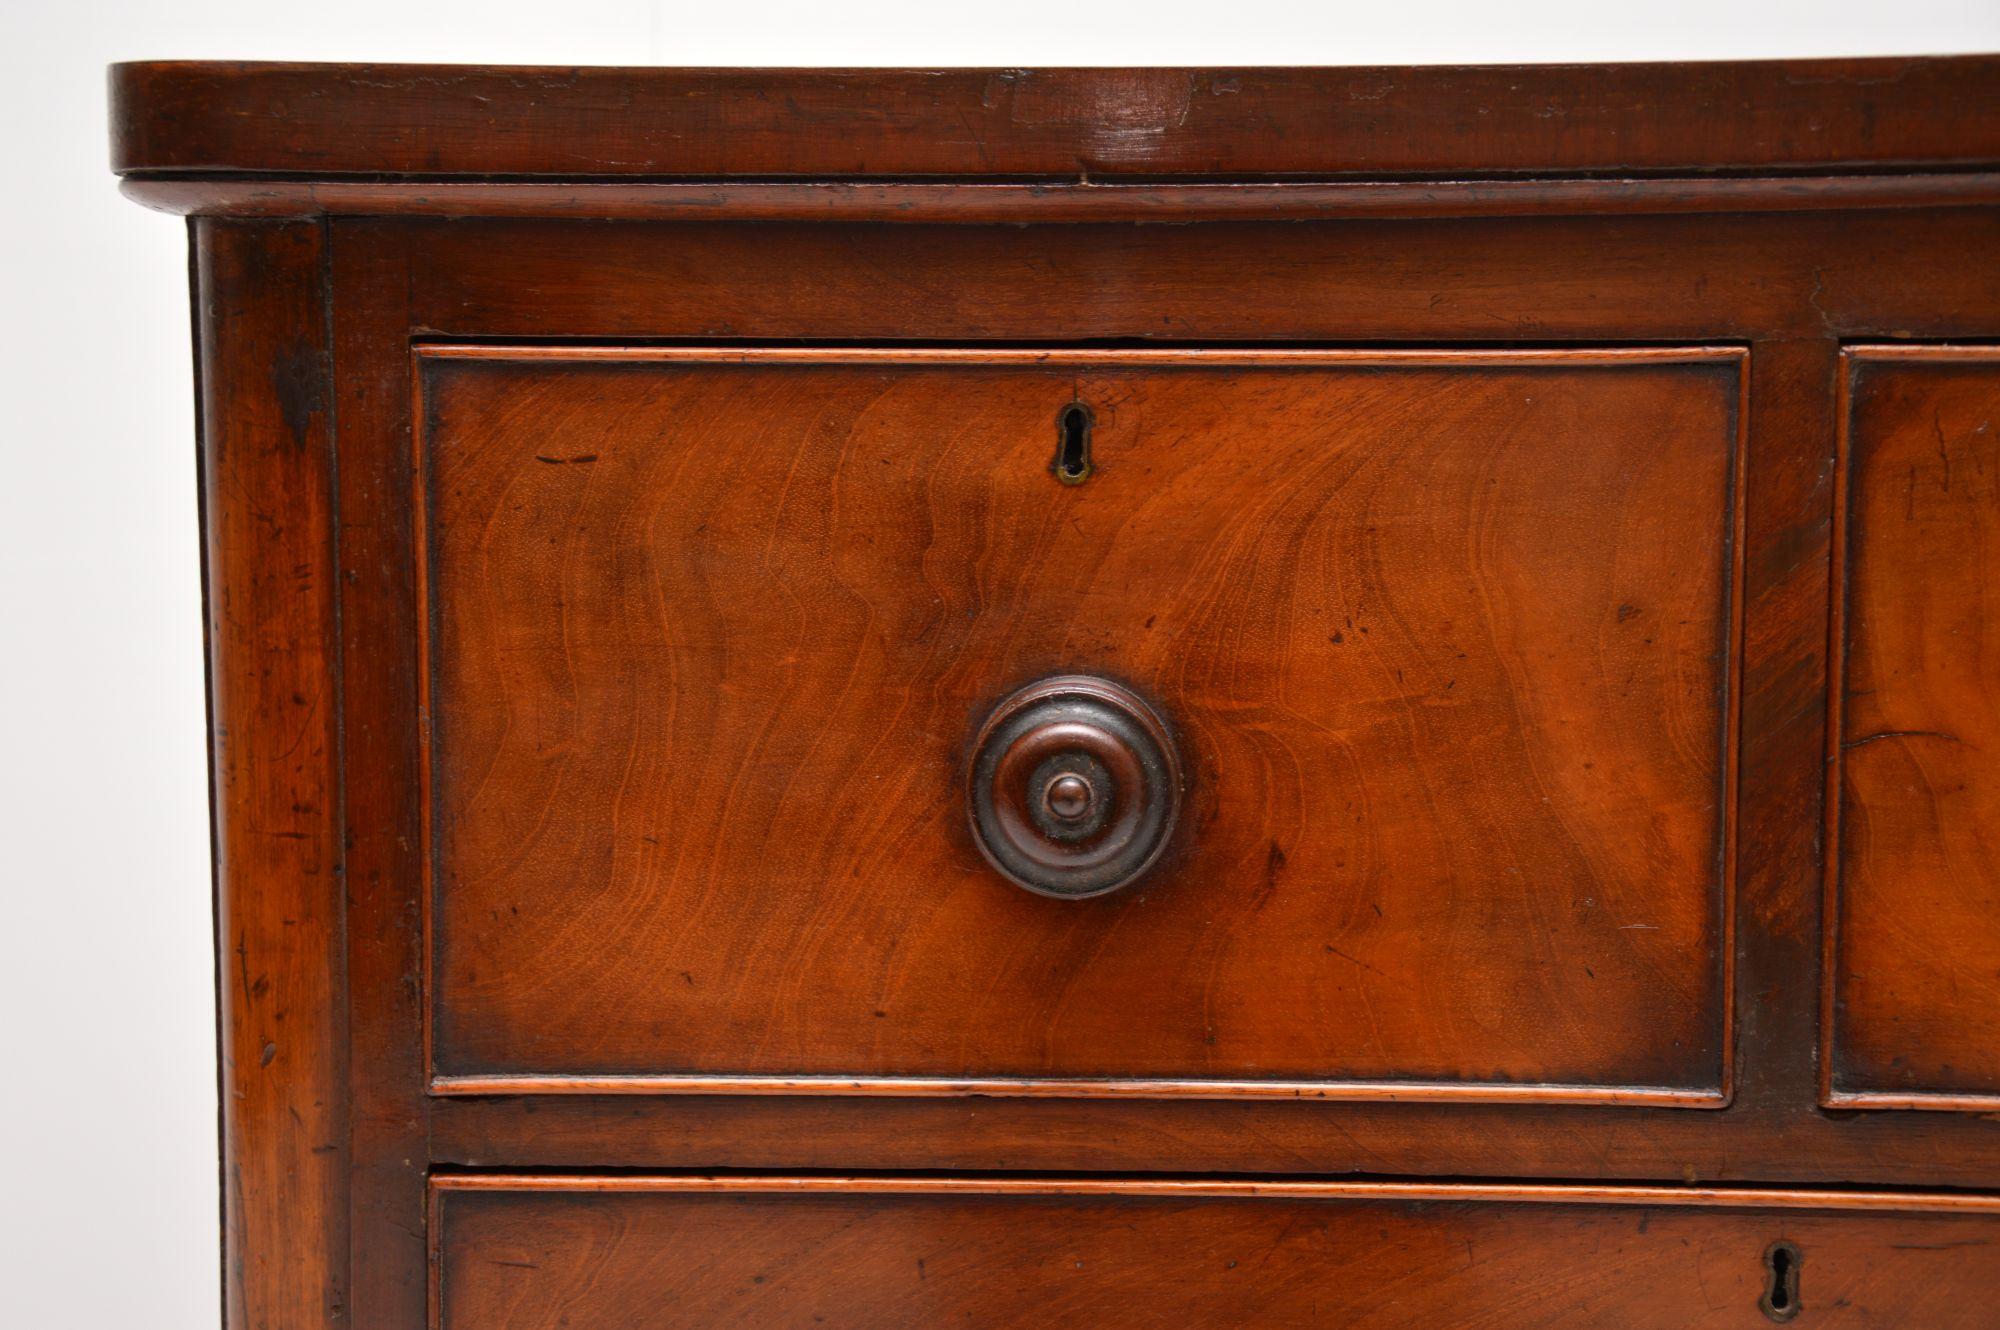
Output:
[1828,347,2000,1108]
[418,346,1744,1102]
[431,1176,2000,1328]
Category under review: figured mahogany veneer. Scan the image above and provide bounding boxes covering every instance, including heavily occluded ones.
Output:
[116,57,2000,1330]
[418,346,1740,1103]
[1827,348,2000,1109]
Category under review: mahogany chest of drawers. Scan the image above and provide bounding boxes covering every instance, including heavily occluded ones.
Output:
[113,58,2000,1327]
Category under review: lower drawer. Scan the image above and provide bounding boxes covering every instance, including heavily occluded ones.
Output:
[432,1177,2000,1328]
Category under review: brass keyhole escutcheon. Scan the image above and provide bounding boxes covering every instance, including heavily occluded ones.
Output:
[967,675,1181,899]
[1054,402,1093,484]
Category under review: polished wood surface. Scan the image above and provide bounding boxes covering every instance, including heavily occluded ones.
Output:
[115,59,2000,1329]
[329,222,432,1325]
[432,1177,2000,1329]
[120,171,2000,224]
[365,210,2000,1189]
[394,212,2000,343]
[110,58,2000,181]
[420,348,1738,1100]
[1829,348,2000,1108]
[197,219,348,1327]
[431,1172,2000,1210]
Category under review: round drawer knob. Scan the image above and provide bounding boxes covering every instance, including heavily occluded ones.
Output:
[967,675,1182,899]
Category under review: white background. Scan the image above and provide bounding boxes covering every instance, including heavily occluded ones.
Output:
[4,2,2000,1325]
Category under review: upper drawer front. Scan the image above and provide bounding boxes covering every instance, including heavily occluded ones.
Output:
[419,347,1743,1101]
[433,1178,2000,1330]
[1829,347,2000,1109]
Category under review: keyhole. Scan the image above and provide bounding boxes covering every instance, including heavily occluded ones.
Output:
[1761,1241,1801,1322]
[1055,403,1093,484]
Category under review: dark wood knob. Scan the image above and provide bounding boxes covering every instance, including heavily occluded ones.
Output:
[967,676,1182,899]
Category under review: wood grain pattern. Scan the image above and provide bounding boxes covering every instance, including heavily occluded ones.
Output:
[431,1176,2000,1329]
[114,61,2000,1328]
[110,59,2000,181]
[330,201,2000,1195]
[1828,347,2000,1108]
[398,212,2000,346]
[328,222,432,1325]
[197,219,348,1326]
[1726,340,1841,1125]
[420,347,1740,1100]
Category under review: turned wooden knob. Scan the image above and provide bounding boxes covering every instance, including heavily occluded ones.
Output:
[967,676,1182,899]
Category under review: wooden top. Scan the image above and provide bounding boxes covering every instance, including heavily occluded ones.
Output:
[110,58,2000,220]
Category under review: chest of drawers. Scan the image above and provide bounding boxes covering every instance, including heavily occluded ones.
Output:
[113,58,2000,1327]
